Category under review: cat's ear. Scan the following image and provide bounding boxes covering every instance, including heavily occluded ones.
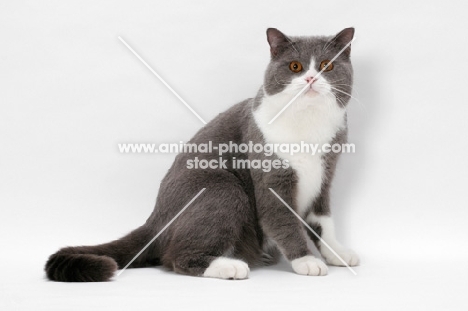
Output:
[331,27,355,57]
[266,28,290,58]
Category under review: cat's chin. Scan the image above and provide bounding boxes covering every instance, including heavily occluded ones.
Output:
[305,89,320,97]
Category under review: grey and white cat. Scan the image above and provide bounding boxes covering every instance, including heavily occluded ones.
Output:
[46,27,359,281]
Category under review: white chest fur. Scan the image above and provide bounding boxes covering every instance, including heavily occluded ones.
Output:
[253,91,346,215]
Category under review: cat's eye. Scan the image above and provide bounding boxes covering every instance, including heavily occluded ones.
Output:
[289,61,303,73]
[319,60,334,72]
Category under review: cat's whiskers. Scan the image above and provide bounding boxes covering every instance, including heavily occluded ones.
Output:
[329,86,366,111]
[332,84,361,99]
[334,96,347,109]
[327,78,347,84]
[287,82,309,94]
[272,77,357,118]
[316,76,362,110]
[273,74,289,86]
[330,83,352,87]
[332,93,354,110]
[273,76,304,90]
[327,78,353,89]
[329,86,361,104]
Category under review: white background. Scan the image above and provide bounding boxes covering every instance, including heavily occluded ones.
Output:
[1,0,468,310]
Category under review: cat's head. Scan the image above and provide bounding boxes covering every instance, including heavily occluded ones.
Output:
[263,28,354,108]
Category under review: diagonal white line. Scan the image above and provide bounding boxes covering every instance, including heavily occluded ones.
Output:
[268,37,356,124]
[117,188,206,277]
[118,36,207,125]
[268,188,357,276]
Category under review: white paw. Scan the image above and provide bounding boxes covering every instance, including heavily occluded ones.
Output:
[321,247,360,266]
[291,256,328,276]
[203,257,250,280]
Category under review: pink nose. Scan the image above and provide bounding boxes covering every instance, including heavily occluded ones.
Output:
[305,76,316,84]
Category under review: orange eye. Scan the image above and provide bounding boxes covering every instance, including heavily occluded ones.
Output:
[289,61,303,73]
[319,60,334,72]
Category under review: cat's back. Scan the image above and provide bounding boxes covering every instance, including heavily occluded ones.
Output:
[159,98,256,185]
[190,99,254,145]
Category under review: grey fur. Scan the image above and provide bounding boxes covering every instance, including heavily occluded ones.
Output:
[45,27,355,281]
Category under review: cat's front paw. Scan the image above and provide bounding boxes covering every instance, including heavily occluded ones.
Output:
[291,256,328,276]
[203,257,250,280]
[322,247,360,267]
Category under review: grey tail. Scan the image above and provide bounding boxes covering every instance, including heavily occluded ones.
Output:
[45,225,155,282]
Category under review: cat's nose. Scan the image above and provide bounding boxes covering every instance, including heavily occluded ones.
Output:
[305,76,316,84]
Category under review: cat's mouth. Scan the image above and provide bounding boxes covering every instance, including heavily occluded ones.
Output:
[305,85,320,97]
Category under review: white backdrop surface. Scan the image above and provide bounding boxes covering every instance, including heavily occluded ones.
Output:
[1,0,467,310]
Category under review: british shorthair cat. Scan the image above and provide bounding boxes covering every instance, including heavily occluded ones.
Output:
[45,27,359,281]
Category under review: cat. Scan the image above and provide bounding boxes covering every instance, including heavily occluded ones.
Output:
[45,27,359,281]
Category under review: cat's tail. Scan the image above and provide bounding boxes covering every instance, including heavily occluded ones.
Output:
[45,225,154,282]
